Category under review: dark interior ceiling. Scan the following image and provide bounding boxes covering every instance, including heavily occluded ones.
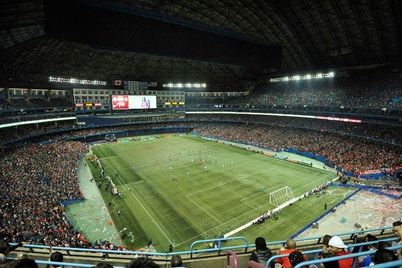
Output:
[0,0,401,90]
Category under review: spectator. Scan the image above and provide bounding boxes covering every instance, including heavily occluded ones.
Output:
[316,235,336,268]
[392,220,402,259]
[46,252,63,268]
[378,241,391,250]
[357,234,378,266]
[7,258,38,268]
[95,263,114,268]
[248,237,273,268]
[127,257,159,268]
[0,241,23,261]
[327,236,353,268]
[373,248,397,264]
[320,235,333,258]
[170,255,183,267]
[277,239,303,268]
[288,250,305,268]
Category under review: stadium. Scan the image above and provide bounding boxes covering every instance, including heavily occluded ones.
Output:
[0,0,402,267]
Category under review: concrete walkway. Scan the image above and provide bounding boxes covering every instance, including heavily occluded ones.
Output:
[64,158,122,245]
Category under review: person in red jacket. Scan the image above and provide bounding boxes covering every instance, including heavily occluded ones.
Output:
[327,236,353,268]
[277,239,304,268]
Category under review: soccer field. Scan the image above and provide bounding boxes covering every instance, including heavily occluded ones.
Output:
[88,134,339,251]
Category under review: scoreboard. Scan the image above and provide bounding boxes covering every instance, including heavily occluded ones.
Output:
[112,95,157,110]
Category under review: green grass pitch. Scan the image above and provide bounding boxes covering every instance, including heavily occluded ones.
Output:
[87,134,348,251]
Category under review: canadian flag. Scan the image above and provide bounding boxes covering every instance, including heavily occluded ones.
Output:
[113,80,122,86]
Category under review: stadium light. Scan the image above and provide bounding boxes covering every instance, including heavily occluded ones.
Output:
[49,76,107,86]
[164,82,207,88]
[270,71,335,83]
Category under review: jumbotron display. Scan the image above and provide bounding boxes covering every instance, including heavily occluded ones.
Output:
[112,95,157,110]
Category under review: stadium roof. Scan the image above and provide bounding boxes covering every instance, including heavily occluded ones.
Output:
[0,0,401,89]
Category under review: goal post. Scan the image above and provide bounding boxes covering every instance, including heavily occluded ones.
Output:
[269,186,295,206]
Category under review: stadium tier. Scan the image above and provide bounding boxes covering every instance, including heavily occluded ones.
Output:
[1,0,402,267]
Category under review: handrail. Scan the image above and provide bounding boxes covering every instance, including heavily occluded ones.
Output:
[293,226,393,244]
[17,244,169,257]
[189,236,248,258]
[364,260,402,267]
[349,237,398,249]
[293,244,402,268]
[8,226,394,259]
[265,237,399,268]
[226,251,238,268]
[6,259,125,268]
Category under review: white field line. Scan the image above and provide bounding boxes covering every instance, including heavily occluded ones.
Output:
[175,199,275,246]
[98,145,337,247]
[240,198,257,209]
[223,176,338,238]
[113,169,174,245]
[175,183,336,246]
[185,195,222,224]
[185,181,229,197]
[240,191,263,202]
[224,194,304,238]
[176,176,337,246]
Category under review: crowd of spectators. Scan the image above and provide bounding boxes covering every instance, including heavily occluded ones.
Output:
[0,122,75,147]
[2,113,401,149]
[0,141,120,250]
[1,118,401,174]
[246,230,401,268]
[0,97,73,112]
[241,67,402,111]
[193,122,402,173]
[186,114,402,145]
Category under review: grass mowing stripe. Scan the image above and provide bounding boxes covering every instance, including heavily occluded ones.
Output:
[89,134,337,250]
[100,145,200,249]
[113,175,175,246]
[185,195,222,224]
[129,181,200,247]
[237,187,352,241]
[86,159,148,248]
[95,148,176,246]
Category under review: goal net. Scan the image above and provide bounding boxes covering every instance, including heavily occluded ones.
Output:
[269,186,295,206]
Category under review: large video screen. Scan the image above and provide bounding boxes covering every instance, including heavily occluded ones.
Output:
[112,95,157,110]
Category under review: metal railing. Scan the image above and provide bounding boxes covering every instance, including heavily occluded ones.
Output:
[9,226,394,260]
[292,244,402,268]
[265,237,399,268]
[188,237,249,258]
